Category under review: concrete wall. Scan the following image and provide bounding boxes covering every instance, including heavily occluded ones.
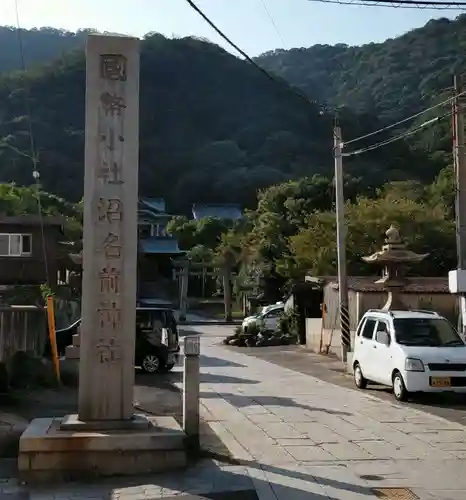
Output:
[305,317,356,358]
[323,286,458,331]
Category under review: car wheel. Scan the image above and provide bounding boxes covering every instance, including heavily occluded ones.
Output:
[141,354,161,374]
[159,363,175,373]
[353,363,367,389]
[392,371,409,402]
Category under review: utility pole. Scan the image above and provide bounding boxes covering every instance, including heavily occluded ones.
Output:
[451,75,466,336]
[334,125,351,362]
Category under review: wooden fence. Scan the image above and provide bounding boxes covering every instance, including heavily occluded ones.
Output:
[0,306,47,363]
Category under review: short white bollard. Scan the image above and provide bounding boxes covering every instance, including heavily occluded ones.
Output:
[183,335,200,451]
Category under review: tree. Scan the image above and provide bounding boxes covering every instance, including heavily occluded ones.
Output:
[166,216,232,255]
[288,194,455,278]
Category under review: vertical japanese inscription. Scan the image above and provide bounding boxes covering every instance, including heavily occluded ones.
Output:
[98,197,122,223]
[100,54,127,81]
[96,337,122,364]
[98,301,121,331]
[95,52,128,363]
[101,92,126,116]
[99,266,120,294]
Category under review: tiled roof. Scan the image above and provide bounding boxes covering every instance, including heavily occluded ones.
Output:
[192,204,243,221]
[0,215,65,226]
[316,275,449,293]
[139,198,166,213]
[139,237,182,255]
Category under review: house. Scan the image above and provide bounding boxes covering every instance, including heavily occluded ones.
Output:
[66,198,185,306]
[0,214,65,287]
[137,199,185,306]
[138,198,171,237]
[191,203,243,221]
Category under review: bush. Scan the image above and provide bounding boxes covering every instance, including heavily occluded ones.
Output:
[279,308,299,337]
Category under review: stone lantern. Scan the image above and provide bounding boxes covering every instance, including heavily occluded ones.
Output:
[362,224,428,310]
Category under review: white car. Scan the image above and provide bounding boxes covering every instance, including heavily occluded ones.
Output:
[352,309,466,401]
[242,303,284,333]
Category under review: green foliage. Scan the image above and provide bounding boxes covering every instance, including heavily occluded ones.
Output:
[257,15,466,129]
[0,22,462,301]
[166,216,231,251]
[279,309,299,337]
[0,26,445,213]
[40,283,54,301]
[287,188,455,278]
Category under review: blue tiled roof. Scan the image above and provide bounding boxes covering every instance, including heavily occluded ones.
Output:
[139,198,166,213]
[192,204,243,221]
[139,237,182,255]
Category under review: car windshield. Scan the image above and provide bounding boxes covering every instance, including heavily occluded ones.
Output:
[394,318,464,347]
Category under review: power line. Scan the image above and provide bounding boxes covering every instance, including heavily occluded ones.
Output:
[14,0,50,286]
[342,111,451,157]
[308,0,466,9]
[343,90,466,147]
[258,0,286,47]
[184,0,322,113]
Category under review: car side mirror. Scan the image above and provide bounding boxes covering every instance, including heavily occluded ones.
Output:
[376,330,390,346]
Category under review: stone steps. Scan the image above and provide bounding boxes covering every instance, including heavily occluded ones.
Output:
[65,333,81,360]
[65,345,80,360]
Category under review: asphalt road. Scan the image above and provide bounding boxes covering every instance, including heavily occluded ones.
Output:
[184,323,466,427]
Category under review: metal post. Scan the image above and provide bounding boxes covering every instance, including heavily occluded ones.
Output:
[453,76,466,336]
[334,125,351,362]
[183,335,200,452]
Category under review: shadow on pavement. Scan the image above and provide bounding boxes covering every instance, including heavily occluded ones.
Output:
[198,355,246,369]
[158,372,260,386]
[27,453,378,500]
[199,392,352,416]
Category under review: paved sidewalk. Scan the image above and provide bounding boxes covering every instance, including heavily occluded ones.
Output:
[19,335,466,499]
[195,338,466,499]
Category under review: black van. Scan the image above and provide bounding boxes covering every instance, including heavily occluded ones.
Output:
[44,307,180,374]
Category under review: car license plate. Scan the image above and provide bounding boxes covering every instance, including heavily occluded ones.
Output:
[431,377,451,387]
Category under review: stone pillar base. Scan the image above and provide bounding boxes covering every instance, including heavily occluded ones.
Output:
[18,415,187,483]
[60,413,151,431]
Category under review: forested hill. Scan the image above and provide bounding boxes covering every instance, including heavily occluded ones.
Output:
[256,15,466,125]
[0,32,437,213]
[0,27,87,73]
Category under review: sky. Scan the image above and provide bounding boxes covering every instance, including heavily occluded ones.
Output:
[0,0,463,56]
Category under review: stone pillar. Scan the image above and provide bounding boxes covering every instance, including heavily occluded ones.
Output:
[78,35,140,423]
[183,335,200,451]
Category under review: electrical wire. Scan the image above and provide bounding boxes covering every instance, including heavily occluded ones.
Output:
[308,0,466,9]
[343,90,466,147]
[258,0,286,47]
[184,0,322,113]
[342,110,452,157]
[14,0,50,286]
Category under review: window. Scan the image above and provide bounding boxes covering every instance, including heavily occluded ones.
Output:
[375,320,389,334]
[375,320,390,344]
[394,318,464,347]
[0,234,32,257]
[361,318,377,339]
[263,308,283,319]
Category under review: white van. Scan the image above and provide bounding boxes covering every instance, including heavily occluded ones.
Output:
[352,309,466,401]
